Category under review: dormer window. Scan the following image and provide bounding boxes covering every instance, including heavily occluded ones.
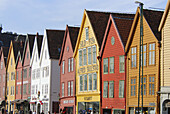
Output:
[85,27,89,41]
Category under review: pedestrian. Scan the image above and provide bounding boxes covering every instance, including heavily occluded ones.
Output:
[29,110,32,114]
[33,111,36,114]
[41,110,44,114]
[48,111,50,114]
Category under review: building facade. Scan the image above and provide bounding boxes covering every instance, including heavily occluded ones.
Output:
[59,25,79,114]
[0,47,9,113]
[125,8,163,114]
[158,0,170,113]
[100,14,134,114]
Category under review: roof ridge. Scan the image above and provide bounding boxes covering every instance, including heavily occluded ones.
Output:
[143,8,164,13]
[46,29,65,31]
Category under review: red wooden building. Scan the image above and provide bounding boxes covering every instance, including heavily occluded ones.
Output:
[100,14,134,114]
[0,47,9,113]
[59,25,79,114]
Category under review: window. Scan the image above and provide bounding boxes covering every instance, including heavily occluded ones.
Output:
[46,66,49,76]
[28,84,31,94]
[0,75,1,82]
[16,86,18,95]
[119,56,125,73]
[79,75,83,91]
[88,47,92,64]
[36,85,38,94]
[141,76,146,96]
[32,85,35,94]
[45,84,48,94]
[88,74,92,91]
[84,74,87,91]
[62,83,64,97]
[36,69,40,78]
[20,86,22,94]
[71,81,73,96]
[93,46,96,64]
[23,84,27,95]
[42,85,44,94]
[131,78,136,96]
[103,58,108,74]
[79,50,82,66]
[109,81,114,98]
[24,69,27,79]
[68,82,70,96]
[68,58,70,72]
[149,76,155,95]
[103,81,108,98]
[149,43,155,65]
[1,61,3,69]
[131,47,137,68]
[16,71,18,80]
[93,73,97,90]
[141,45,146,66]
[83,48,87,65]
[109,57,114,73]
[62,61,65,74]
[119,80,124,98]
[85,27,89,40]
[29,68,31,77]
[71,58,73,71]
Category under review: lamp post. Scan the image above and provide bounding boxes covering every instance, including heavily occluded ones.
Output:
[135,1,144,114]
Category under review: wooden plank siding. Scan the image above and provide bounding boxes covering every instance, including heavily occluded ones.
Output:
[161,9,170,86]
[126,15,160,113]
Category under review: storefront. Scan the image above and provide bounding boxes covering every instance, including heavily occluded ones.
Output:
[60,98,75,114]
[78,102,99,114]
[129,107,155,114]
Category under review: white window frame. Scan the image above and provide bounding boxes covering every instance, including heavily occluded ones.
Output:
[62,61,65,74]
[85,27,89,41]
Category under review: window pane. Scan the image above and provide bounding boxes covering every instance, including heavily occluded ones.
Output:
[68,58,70,72]
[80,76,83,91]
[88,47,91,64]
[109,81,114,98]
[68,82,70,96]
[84,75,87,91]
[103,81,108,98]
[93,46,96,64]
[119,56,124,72]
[71,58,74,71]
[88,74,92,91]
[103,58,108,74]
[119,81,124,98]
[62,83,64,97]
[79,50,82,66]
[93,73,97,90]
[83,48,87,65]
[85,27,89,40]
[71,81,73,96]
[109,57,114,73]
[62,61,65,74]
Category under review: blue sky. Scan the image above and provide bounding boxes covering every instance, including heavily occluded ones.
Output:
[0,0,167,35]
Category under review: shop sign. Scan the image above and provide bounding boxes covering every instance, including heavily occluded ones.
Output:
[78,64,98,74]
[84,97,92,100]
[149,103,155,106]
[166,102,170,107]
[63,100,74,104]
[31,96,37,100]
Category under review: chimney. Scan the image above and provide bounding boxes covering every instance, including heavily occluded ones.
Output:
[36,32,39,38]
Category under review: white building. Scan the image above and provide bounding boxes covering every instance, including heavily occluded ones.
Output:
[30,30,65,114]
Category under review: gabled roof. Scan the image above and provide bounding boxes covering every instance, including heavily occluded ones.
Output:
[28,34,36,57]
[13,41,25,61]
[125,8,163,53]
[37,35,43,57]
[100,14,134,57]
[59,25,79,65]
[159,0,170,31]
[46,29,65,59]
[86,10,135,49]
[0,46,9,66]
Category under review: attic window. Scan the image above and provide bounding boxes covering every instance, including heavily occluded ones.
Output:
[85,27,89,41]
[27,52,29,59]
[67,46,69,52]
[45,50,47,59]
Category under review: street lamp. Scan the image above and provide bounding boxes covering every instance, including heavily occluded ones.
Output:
[135,1,144,114]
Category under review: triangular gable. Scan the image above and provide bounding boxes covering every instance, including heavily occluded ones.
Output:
[6,41,14,69]
[159,0,170,31]
[15,51,22,68]
[125,8,163,54]
[30,36,38,66]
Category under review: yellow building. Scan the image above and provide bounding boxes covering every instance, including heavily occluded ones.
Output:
[158,0,170,113]
[73,10,111,114]
[125,8,163,114]
[6,41,24,113]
